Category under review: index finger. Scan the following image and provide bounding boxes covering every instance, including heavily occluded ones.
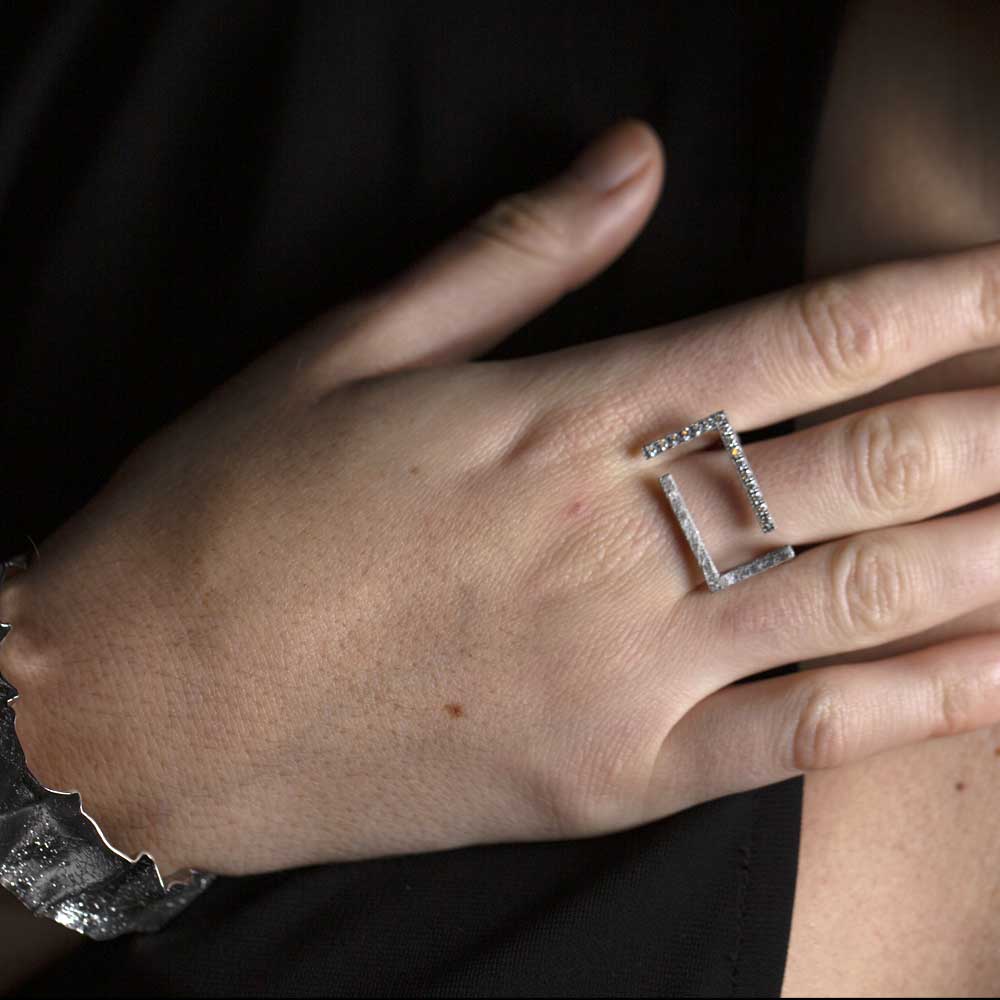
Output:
[598,240,1000,446]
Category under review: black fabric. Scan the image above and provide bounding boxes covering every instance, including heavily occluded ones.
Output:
[1,2,842,996]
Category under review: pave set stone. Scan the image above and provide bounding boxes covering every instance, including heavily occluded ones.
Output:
[642,409,775,534]
[641,410,724,458]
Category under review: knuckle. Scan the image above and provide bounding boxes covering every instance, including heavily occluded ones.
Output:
[929,669,980,739]
[796,277,885,390]
[501,403,580,472]
[538,721,652,840]
[830,536,913,640]
[543,769,620,840]
[790,682,851,772]
[502,393,626,472]
[847,407,934,519]
[976,252,1000,343]
[471,191,572,268]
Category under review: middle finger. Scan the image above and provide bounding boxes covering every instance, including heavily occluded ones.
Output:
[666,384,1000,576]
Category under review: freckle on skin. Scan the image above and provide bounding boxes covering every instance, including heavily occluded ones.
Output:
[994,746,1000,757]
[955,781,966,792]
[444,703,464,718]
[409,465,420,475]
[566,500,585,518]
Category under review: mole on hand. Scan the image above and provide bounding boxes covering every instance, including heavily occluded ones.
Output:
[955,781,966,792]
[444,702,464,719]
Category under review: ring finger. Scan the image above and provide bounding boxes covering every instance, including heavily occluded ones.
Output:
[698,500,1000,681]
[664,384,1000,577]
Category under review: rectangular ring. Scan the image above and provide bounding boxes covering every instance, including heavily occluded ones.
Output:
[646,410,794,591]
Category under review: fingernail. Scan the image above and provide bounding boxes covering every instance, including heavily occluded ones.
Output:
[568,120,656,194]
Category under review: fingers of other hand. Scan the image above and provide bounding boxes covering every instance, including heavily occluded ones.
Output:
[607,239,1000,441]
[305,118,664,382]
[656,634,1000,811]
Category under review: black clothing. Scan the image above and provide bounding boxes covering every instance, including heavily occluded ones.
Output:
[1,2,842,995]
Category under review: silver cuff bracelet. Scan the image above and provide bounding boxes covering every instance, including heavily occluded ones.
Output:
[0,554,214,940]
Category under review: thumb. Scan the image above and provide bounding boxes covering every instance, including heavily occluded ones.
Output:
[319,118,665,379]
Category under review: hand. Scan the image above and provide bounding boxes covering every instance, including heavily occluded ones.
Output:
[4,119,1000,881]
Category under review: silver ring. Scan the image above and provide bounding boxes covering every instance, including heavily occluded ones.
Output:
[642,410,795,592]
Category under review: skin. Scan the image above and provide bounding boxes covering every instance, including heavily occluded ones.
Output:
[784,1,1000,996]
[4,115,1000,877]
[1,44,1000,989]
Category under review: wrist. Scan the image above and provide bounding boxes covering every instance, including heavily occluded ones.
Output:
[0,552,213,939]
[0,549,187,877]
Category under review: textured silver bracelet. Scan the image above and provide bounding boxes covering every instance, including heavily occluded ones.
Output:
[0,553,213,940]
